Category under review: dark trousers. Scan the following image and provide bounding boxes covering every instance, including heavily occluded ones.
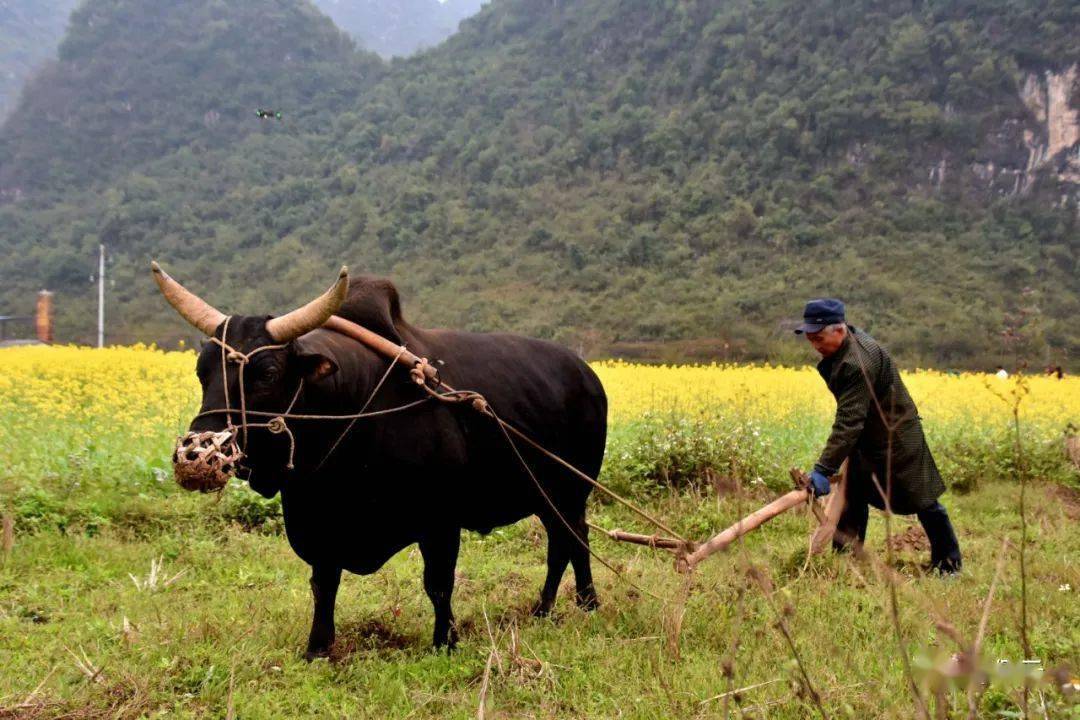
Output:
[834,497,962,573]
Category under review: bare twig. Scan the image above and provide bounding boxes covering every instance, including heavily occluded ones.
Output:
[477,647,495,720]
[65,645,105,684]
[747,566,828,720]
[1012,403,1032,662]
[129,556,187,592]
[719,582,748,720]
[481,604,503,674]
[1,513,12,560]
[987,362,1033,719]
[851,345,930,720]
[967,537,1011,718]
[19,665,58,708]
[740,682,870,715]
[934,683,948,720]
[514,628,558,674]
[226,661,236,720]
[663,573,693,660]
[700,678,782,705]
[1037,689,1050,720]
[0,699,51,717]
[725,469,753,720]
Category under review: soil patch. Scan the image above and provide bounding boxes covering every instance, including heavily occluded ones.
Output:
[886,525,930,554]
[330,619,414,660]
[1048,483,1080,521]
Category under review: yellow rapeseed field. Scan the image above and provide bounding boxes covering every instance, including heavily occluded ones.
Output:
[0,344,199,440]
[1,346,1077,434]
[1,346,1076,490]
[592,359,1079,431]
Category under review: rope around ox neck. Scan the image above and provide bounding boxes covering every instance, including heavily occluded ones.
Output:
[194,325,427,474]
[210,316,290,451]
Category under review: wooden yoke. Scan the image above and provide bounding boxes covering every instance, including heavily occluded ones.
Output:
[323,315,440,383]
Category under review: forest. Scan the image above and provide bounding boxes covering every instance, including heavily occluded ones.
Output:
[0,0,1077,368]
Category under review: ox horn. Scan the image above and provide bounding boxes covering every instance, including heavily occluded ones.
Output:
[151,261,227,336]
[265,267,349,342]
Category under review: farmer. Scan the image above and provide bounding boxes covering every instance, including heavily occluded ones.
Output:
[796,299,962,574]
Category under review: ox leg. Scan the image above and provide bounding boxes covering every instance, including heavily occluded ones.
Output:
[568,512,599,611]
[532,514,571,617]
[419,529,460,650]
[305,565,341,660]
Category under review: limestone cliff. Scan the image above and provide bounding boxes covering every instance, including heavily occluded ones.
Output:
[1018,63,1079,197]
[966,63,1079,208]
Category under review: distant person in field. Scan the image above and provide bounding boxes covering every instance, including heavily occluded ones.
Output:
[796,298,962,574]
[995,365,1009,379]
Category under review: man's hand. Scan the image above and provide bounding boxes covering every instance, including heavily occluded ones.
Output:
[806,470,831,497]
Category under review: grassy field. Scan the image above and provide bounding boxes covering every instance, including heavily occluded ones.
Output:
[1,346,1078,718]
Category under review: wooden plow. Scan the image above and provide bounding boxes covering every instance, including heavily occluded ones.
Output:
[320,313,850,575]
[591,465,848,573]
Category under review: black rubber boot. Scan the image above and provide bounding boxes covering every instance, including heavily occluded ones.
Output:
[918,502,962,575]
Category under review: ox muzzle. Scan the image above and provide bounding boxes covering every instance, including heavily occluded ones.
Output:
[172,429,244,493]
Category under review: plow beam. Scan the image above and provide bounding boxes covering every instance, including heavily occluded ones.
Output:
[676,488,810,572]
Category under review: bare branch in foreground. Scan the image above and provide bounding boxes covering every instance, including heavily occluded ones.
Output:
[747,566,828,720]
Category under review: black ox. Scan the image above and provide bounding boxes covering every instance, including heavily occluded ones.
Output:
[154,263,607,658]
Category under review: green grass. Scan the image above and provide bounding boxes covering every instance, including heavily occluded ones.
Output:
[2,481,1078,718]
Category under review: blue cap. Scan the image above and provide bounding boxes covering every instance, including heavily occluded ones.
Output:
[794,298,845,334]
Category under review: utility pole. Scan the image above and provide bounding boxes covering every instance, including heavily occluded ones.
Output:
[97,244,105,348]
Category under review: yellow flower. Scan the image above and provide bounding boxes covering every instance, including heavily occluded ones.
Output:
[1,347,1076,488]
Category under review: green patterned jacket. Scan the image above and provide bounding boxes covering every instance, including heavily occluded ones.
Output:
[813,327,946,514]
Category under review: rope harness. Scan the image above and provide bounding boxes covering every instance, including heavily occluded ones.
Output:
[183,317,432,487]
[176,317,679,600]
[211,316,294,462]
[176,317,827,602]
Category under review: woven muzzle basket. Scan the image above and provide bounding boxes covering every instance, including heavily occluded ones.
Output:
[172,430,243,493]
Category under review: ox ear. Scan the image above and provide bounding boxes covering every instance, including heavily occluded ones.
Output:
[294,351,338,382]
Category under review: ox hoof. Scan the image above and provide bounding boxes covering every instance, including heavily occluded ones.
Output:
[530,599,554,618]
[304,640,333,662]
[433,638,458,653]
[433,630,459,652]
[575,591,600,612]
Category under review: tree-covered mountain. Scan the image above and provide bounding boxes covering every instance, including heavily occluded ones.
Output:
[0,0,80,121]
[312,0,485,58]
[0,0,1077,369]
[0,0,381,195]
